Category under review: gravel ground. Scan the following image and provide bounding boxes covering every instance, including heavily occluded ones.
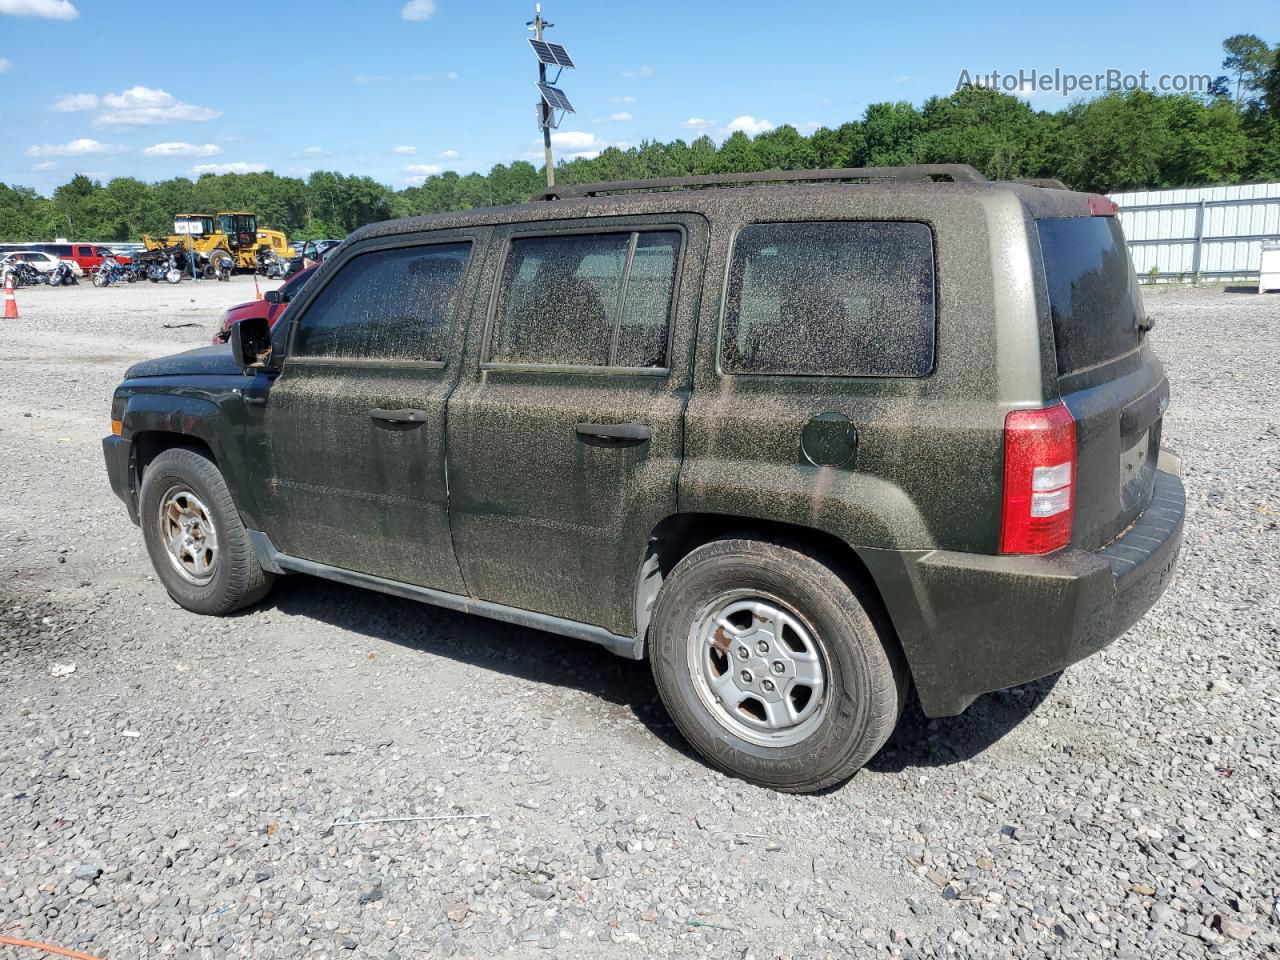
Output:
[0,278,1277,960]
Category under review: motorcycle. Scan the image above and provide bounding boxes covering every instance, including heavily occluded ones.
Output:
[255,246,288,279]
[92,256,130,287]
[3,261,47,287]
[48,261,79,287]
[206,250,235,282]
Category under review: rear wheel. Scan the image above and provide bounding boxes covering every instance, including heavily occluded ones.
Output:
[139,448,274,615]
[649,538,905,793]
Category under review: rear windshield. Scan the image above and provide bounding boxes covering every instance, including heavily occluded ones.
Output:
[1037,217,1142,377]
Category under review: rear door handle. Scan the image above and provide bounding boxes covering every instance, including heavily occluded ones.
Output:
[370,408,427,424]
[575,422,650,443]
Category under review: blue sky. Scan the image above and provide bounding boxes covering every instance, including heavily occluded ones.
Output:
[0,0,1273,194]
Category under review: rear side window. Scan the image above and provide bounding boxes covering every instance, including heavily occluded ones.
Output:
[46,244,73,256]
[1037,217,1141,377]
[722,221,936,377]
[489,230,680,368]
[293,242,471,362]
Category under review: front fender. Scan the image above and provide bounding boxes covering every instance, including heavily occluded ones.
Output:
[120,382,261,527]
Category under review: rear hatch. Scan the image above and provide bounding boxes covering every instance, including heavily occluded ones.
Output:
[1037,213,1166,551]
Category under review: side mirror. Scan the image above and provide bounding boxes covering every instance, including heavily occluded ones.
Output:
[230,315,275,371]
[264,289,286,305]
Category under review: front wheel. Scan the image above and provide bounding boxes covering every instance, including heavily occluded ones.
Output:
[139,448,274,615]
[92,271,107,288]
[649,538,905,793]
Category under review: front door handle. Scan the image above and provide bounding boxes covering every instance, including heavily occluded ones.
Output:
[370,408,427,424]
[575,422,650,443]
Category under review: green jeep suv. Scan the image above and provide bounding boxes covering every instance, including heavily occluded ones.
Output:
[103,166,1184,792]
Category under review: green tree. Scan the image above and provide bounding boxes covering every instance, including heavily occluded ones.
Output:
[1222,34,1275,103]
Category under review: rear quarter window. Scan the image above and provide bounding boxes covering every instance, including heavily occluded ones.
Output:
[721,221,936,377]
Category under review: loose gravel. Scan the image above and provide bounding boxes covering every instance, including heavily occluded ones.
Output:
[1,278,1277,960]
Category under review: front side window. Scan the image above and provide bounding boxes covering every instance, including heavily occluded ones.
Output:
[722,221,936,377]
[292,242,471,362]
[489,229,680,368]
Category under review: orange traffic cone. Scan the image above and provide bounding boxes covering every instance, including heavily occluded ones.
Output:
[2,272,17,320]
[253,273,263,301]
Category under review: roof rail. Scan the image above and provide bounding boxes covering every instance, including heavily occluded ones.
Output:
[1012,177,1070,190]
[532,164,987,201]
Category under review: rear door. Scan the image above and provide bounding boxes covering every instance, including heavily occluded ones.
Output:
[446,215,706,635]
[1036,214,1166,550]
[259,229,487,592]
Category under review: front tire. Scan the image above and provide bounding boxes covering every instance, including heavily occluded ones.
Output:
[649,538,905,793]
[139,448,274,615]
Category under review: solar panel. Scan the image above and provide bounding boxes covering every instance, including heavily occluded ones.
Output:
[536,82,575,113]
[546,42,575,68]
[528,38,557,65]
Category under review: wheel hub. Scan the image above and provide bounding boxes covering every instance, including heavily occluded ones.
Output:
[690,594,830,747]
[158,487,219,586]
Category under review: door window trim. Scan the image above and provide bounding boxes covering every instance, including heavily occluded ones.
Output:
[283,231,480,370]
[479,221,687,377]
[714,219,939,381]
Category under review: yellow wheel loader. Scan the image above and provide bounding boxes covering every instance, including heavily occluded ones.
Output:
[143,212,294,274]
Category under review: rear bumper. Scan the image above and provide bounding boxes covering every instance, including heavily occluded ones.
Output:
[102,434,139,524]
[866,463,1185,717]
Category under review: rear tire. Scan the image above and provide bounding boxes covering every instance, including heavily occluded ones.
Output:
[139,448,274,615]
[649,538,905,793]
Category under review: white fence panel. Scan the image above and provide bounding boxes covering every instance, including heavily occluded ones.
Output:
[1109,182,1280,281]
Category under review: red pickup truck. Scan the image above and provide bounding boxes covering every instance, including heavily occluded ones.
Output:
[212,264,317,344]
[42,243,132,271]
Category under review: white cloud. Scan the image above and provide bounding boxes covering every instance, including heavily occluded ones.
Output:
[26,138,126,157]
[405,163,443,175]
[0,57,11,74]
[0,0,78,19]
[438,148,459,160]
[32,160,55,171]
[726,115,774,136]
[682,117,712,130]
[612,95,636,105]
[192,161,267,175]
[621,65,654,79]
[86,86,220,127]
[301,145,326,156]
[894,74,912,84]
[393,145,417,155]
[353,74,388,85]
[53,92,98,111]
[550,131,600,151]
[594,112,632,123]
[550,131,606,160]
[797,120,821,133]
[400,0,434,20]
[142,141,221,158]
[445,71,459,81]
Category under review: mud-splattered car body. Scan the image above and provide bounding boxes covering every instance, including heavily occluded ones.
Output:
[103,167,1183,720]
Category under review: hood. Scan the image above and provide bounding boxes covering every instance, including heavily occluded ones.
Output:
[125,344,242,380]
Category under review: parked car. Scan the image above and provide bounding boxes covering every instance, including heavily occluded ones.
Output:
[40,243,132,272]
[284,239,341,278]
[102,165,1185,793]
[1,250,84,276]
[211,264,318,344]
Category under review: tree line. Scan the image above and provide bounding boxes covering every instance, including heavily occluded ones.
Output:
[2,33,1276,243]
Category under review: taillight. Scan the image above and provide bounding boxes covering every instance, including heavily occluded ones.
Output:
[1088,194,1118,216]
[1000,403,1076,555]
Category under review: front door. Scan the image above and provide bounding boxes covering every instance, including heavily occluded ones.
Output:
[259,229,487,592]
[446,216,707,636]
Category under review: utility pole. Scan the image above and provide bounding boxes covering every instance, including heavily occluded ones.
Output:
[526,4,575,190]
[532,5,554,188]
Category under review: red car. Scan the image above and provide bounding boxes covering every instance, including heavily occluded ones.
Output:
[42,243,132,271]
[212,264,317,344]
